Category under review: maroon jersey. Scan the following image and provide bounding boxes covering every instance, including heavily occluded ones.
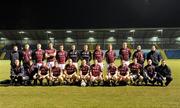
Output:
[90,64,102,77]
[26,64,38,76]
[56,50,67,64]
[40,66,49,75]
[51,66,61,77]
[118,65,129,76]
[45,48,56,62]
[119,48,131,61]
[79,65,90,75]
[132,50,145,64]
[93,50,104,62]
[128,63,142,74]
[108,65,117,75]
[22,49,32,63]
[105,50,116,64]
[65,64,77,75]
[33,49,45,63]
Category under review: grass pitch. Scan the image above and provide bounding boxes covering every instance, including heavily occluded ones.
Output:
[0,60,180,108]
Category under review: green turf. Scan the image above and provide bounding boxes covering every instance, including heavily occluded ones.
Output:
[0,60,180,108]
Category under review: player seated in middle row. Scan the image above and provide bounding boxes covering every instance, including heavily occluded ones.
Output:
[90,59,103,86]
[129,58,143,85]
[64,59,79,85]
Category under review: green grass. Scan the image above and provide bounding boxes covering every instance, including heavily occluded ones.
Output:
[0,60,180,108]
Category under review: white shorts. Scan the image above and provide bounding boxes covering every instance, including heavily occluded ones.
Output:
[73,62,78,69]
[58,64,66,70]
[47,62,55,68]
[98,62,104,70]
[36,63,42,69]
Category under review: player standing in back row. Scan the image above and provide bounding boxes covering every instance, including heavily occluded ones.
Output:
[105,44,116,68]
[45,42,56,68]
[80,44,92,65]
[119,42,131,66]
[93,44,104,70]
[68,44,79,69]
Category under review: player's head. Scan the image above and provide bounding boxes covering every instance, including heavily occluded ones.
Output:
[94,59,98,65]
[147,59,152,65]
[83,44,88,51]
[96,44,101,50]
[68,59,73,65]
[133,58,138,64]
[81,59,86,66]
[71,44,76,50]
[151,45,156,51]
[29,60,33,65]
[109,62,114,67]
[108,44,113,51]
[137,45,141,51]
[161,59,166,66]
[54,61,58,67]
[37,43,41,50]
[122,42,127,48]
[48,42,53,49]
[24,44,30,50]
[121,60,126,66]
[60,44,64,51]
[15,59,20,67]
[13,45,18,51]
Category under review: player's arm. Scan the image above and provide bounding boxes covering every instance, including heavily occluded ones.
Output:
[45,50,50,58]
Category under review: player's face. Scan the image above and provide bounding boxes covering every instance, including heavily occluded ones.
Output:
[25,44,29,50]
[108,44,112,50]
[96,45,100,50]
[13,46,18,51]
[82,60,86,66]
[123,43,127,48]
[137,45,141,50]
[15,60,20,66]
[148,59,152,65]
[151,46,156,51]
[71,45,75,50]
[68,59,73,65]
[60,45,64,51]
[49,43,53,49]
[162,60,166,66]
[37,44,41,49]
[84,45,88,51]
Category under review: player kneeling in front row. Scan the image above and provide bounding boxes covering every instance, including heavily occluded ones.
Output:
[64,59,80,85]
[90,59,103,86]
[143,59,157,86]
[118,60,130,85]
[49,61,64,85]
[129,58,143,85]
[156,59,173,86]
[79,59,90,86]
[106,62,118,86]
[10,59,25,85]
[34,62,50,85]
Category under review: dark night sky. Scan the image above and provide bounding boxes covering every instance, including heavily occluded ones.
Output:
[0,0,180,29]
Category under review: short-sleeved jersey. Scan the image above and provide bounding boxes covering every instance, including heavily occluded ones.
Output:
[39,66,49,75]
[144,64,156,78]
[90,64,102,77]
[132,50,145,64]
[108,65,117,75]
[65,64,77,75]
[105,50,116,64]
[56,50,67,64]
[93,50,104,63]
[32,49,45,63]
[68,50,79,62]
[128,63,142,74]
[79,65,90,75]
[22,49,32,63]
[118,65,129,76]
[51,66,61,76]
[45,48,56,62]
[119,48,131,61]
[26,64,38,75]
[80,50,92,64]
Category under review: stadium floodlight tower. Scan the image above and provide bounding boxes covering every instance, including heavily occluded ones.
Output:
[66,30,72,33]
